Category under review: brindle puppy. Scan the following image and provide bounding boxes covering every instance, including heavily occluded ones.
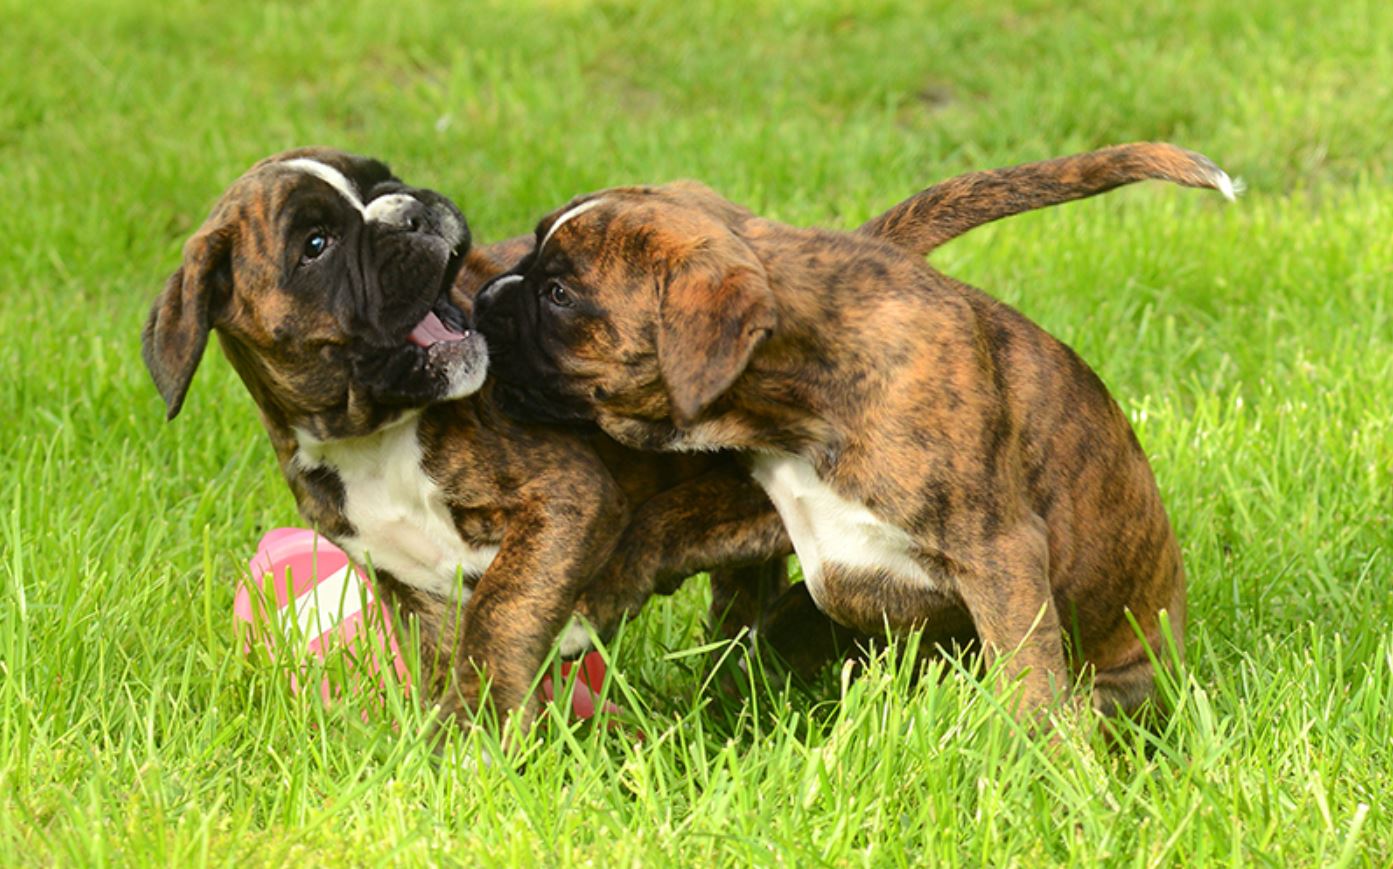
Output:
[145,148,805,742]
[476,143,1237,717]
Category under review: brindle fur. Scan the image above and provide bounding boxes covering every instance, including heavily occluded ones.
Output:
[478,143,1231,718]
[454,237,797,642]
[145,149,791,737]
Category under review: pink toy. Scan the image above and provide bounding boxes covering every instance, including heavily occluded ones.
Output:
[233,528,618,720]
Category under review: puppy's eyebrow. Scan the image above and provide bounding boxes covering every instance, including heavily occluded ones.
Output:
[538,198,606,255]
[281,158,366,215]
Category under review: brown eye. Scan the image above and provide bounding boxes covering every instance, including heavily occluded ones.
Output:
[546,280,573,308]
[302,231,332,263]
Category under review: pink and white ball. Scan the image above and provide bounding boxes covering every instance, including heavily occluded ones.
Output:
[233,527,616,719]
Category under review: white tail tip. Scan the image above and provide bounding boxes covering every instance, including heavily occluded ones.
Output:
[1212,168,1244,202]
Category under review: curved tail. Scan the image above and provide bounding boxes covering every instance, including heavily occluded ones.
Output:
[858,142,1240,256]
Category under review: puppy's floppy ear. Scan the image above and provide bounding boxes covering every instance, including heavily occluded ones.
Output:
[657,235,775,427]
[142,225,233,420]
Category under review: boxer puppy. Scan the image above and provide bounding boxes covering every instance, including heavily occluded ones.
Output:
[143,148,640,734]
[476,143,1237,717]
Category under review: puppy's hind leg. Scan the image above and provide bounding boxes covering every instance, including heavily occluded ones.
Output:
[1091,656,1161,720]
[950,517,1071,719]
[1089,608,1185,723]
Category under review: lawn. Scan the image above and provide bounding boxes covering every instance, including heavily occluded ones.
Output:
[2,0,1391,864]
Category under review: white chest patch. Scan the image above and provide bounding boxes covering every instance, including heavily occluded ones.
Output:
[294,416,499,600]
[748,453,936,605]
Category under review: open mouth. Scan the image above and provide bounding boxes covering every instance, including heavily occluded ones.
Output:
[408,309,470,348]
[403,245,474,350]
[346,242,488,408]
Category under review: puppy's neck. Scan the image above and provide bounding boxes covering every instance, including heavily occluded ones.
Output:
[259,397,474,540]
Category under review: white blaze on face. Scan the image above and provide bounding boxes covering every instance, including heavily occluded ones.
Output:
[487,274,523,292]
[539,198,607,255]
[477,274,522,307]
[281,158,464,248]
[281,158,367,214]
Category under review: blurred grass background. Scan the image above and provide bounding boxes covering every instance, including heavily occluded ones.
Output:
[2,0,1390,864]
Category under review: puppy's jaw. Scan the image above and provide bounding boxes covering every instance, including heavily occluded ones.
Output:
[431,332,490,400]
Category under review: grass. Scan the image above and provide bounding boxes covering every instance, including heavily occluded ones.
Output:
[2,0,1391,863]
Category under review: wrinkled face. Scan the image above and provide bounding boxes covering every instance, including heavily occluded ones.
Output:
[143,148,488,439]
[475,182,775,447]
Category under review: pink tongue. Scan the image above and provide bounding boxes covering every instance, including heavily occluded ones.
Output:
[408,311,467,348]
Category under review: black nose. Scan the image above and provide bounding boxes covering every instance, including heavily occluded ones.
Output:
[474,274,521,344]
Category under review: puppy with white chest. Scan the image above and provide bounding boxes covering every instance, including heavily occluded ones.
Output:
[476,143,1237,718]
[143,148,637,731]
